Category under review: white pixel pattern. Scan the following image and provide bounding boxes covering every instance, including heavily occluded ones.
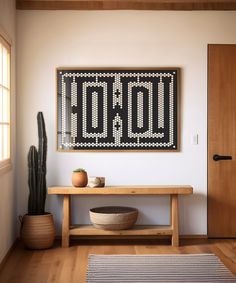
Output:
[82,82,108,142]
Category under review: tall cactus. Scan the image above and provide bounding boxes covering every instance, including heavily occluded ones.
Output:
[28,145,38,214]
[28,112,47,215]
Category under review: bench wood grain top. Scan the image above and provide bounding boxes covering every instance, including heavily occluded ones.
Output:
[48,185,193,195]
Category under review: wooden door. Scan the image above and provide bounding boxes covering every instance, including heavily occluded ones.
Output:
[208,44,236,237]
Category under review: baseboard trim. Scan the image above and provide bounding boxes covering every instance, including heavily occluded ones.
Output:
[180,235,208,239]
[0,238,19,272]
[55,234,208,241]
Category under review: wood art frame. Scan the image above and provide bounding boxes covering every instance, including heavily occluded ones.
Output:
[57,68,179,151]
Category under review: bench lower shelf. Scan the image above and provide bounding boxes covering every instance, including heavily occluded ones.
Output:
[48,186,193,247]
[69,225,173,236]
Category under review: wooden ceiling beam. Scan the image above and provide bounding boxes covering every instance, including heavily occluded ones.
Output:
[16,0,236,10]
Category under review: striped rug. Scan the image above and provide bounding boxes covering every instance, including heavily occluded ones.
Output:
[87,254,236,282]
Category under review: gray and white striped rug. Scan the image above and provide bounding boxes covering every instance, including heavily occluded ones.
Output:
[87,254,236,282]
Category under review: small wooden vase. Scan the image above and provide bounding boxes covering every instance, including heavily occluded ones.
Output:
[72,171,88,187]
[20,213,55,249]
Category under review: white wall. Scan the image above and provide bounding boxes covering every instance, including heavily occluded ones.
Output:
[0,0,16,263]
[16,11,236,235]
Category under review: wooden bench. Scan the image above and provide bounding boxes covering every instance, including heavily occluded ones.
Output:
[48,185,193,247]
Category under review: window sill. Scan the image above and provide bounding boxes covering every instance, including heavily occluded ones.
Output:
[0,159,12,176]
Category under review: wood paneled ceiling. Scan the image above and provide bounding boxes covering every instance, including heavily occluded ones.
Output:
[16,0,236,10]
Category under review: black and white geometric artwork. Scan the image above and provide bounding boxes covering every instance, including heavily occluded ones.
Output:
[57,69,178,151]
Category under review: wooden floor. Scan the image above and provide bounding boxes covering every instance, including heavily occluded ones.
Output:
[0,238,236,283]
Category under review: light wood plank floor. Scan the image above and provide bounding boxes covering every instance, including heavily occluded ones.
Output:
[0,238,236,283]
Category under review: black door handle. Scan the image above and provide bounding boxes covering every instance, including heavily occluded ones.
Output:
[213,154,232,161]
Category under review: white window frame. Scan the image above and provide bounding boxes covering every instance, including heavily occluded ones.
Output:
[0,33,11,174]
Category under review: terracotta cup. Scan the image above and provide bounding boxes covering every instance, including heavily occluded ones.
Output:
[72,171,88,187]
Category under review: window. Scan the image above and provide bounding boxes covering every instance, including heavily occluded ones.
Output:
[0,34,11,171]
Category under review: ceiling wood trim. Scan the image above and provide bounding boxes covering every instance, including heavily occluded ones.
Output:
[16,0,236,10]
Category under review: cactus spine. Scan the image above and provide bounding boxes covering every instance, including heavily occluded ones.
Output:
[28,112,47,215]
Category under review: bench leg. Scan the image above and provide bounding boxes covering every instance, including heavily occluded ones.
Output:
[171,194,179,247]
[62,195,70,248]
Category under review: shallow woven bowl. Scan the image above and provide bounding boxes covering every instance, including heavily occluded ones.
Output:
[89,206,138,230]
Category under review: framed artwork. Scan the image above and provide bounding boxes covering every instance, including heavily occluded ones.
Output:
[57,68,179,151]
